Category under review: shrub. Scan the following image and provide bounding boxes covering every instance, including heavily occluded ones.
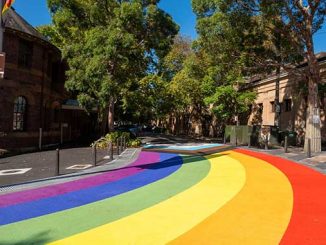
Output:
[128,139,142,148]
[92,131,140,149]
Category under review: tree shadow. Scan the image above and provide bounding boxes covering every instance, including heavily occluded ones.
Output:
[0,146,233,190]
[0,231,51,245]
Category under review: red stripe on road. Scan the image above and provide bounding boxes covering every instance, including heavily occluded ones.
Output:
[235,149,326,245]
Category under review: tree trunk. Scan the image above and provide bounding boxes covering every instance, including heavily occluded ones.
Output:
[108,98,115,133]
[304,37,321,153]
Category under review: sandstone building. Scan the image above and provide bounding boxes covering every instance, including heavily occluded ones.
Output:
[245,53,326,144]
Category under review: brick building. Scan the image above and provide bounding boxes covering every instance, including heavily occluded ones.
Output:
[0,9,96,151]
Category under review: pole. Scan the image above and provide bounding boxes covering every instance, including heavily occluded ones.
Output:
[264,134,268,150]
[55,148,60,176]
[39,128,42,150]
[307,138,312,158]
[284,136,288,153]
[0,0,4,52]
[109,141,113,161]
[93,145,97,166]
[116,138,120,156]
[248,134,251,148]
[119,137,123,153]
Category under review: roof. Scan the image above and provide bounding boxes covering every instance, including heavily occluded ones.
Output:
[2,7,49,43]
[245,52,326,85]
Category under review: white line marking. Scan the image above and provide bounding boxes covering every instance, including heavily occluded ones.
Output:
[0,168,32,176]
[66,164,93,170]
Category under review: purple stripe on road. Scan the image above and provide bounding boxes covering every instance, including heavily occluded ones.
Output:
[0,152,160,208]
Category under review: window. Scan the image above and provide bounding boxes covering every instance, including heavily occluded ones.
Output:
[284,99,292,112]
[18,39,33,69]
[258,103,263,114]
[13,96,27,131]
[270,101,275,112]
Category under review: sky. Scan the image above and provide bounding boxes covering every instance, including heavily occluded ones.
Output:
[10,0,326,53]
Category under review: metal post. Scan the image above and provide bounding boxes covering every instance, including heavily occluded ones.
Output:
[120,137,123,153]
[116,138,120,156]
[223,134,226,144]
[0,0,4,53]
[248,134,251,148]
[307,138,312,158]
[265,138,268,150]
[39,128,43,150]
[284,136,288,153]
[60,124,63,145]
[93,145,97,166]
[109,141,113,161]
[55,148,60,176]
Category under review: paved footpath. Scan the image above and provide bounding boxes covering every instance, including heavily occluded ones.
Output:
[0,144,325,244]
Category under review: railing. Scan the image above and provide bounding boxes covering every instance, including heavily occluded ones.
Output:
[55,136,128,176]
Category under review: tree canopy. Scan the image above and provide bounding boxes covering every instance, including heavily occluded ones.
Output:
[44,0,179,131]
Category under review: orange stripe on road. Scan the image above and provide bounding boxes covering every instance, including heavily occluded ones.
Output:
[170,150,293,245]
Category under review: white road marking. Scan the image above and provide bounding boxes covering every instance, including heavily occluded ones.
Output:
[0,168,32,176]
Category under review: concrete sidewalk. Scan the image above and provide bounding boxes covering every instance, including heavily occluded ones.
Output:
[239,146,326,174]
[0,148,141,191]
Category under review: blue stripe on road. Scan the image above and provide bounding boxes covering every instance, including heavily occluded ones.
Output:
[0,153,181,225]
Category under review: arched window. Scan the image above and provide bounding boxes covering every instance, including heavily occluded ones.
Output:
[13,96,27,131]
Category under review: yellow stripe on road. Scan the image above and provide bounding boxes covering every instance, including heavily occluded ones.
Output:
[170,151,293,245]
[49,153,246,245]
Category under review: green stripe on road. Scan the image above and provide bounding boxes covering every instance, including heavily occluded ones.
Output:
[0,155,210,244]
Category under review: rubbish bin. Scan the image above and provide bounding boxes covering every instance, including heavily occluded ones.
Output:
[287,131,297,146]
[279,131,297,146]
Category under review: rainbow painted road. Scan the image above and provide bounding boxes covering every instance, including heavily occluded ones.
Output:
[0,147,325,244]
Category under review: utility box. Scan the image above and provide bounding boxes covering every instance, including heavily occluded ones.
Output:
[225,125,257,145]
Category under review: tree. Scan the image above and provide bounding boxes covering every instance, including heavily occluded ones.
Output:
[192,0,325,152]
[190,1,258,128]
[45,0,178,133]
[160,36,210,134]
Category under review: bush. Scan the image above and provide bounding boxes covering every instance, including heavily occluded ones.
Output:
[128,138,142,148]
[92,131,141,149]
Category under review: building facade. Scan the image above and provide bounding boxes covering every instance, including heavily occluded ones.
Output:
[245,53,326,145]
[0,9,96,151]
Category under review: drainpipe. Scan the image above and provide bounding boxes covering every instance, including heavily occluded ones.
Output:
[0,0,4,52]
[39,47,46,150]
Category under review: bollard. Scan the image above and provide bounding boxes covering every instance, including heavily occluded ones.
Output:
[93,145,97,166]
[264,137,268,150]
[116,138,120,156]
[120,137,124,153]
[248,134,251,148]
[307,138,312,158]
[120,137,123,153]
[223,134,226,144]
[123,137,126,150]
[55,148,60,176]
[108,141,114,161]
[284,136,288,153]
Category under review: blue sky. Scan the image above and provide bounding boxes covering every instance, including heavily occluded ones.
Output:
[11,0,326,53]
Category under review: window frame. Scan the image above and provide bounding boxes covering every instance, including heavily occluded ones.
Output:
[13,96,27,131]
[18,39,33,69]
[284,99,292,112]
